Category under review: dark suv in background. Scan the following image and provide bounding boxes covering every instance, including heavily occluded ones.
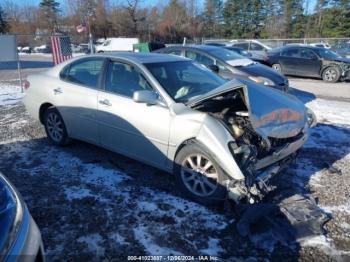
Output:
[155,45,289,92]
[267,45,350,83]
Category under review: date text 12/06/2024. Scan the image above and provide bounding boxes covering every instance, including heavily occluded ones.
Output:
[127,256,219,261]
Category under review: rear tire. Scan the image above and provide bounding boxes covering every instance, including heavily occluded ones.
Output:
[322,66,340,83]
[43,107,71,146]
[174,142,228,205]
[272,63,282,73]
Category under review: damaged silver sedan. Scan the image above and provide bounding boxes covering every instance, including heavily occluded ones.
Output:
[23,53,316,205]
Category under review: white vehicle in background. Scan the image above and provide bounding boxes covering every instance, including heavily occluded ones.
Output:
[33,45,51,53]
[310,42,331,49]
[21,46,32,54]
[230,40,271,63]
[71,44,83,53]
[95,38,139,53]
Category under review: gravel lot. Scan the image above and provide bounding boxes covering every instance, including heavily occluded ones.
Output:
[0,59,350,261]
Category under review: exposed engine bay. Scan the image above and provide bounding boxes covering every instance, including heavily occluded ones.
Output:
[192,88,307,203]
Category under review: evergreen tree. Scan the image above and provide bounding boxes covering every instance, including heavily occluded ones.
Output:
[39,0,60,33]
[202,0,223,37]
[0,5,9,34]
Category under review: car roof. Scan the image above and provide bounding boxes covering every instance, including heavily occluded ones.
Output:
[90,51,188,63]
[165,44,223,52]
[282,44,324,51]
[225,46,244,50]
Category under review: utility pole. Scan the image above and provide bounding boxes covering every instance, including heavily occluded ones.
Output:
[87,15,93,54]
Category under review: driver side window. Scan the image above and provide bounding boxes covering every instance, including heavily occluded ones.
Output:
[105,61,153,97]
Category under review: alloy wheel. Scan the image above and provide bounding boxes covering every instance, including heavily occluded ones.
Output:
[181,154,219,197]
[324,68,337,82]
[272,64,281,72]
[46,112,64,142]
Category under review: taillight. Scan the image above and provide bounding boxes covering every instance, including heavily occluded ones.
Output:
[22,80,30,90]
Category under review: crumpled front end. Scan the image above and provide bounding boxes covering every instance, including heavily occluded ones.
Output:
[191,80,315,203]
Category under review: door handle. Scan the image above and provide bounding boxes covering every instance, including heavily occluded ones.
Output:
[99,99,112,106]
[53,87,63,94]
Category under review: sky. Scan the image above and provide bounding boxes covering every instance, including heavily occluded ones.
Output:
[9,0,318,14]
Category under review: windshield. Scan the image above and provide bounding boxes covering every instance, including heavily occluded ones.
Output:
[208,48,245,61]
[144,61,226,103]
[316,49,342,59]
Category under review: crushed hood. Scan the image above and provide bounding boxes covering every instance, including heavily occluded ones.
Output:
[188,79,307,139]
[329,57,350,64]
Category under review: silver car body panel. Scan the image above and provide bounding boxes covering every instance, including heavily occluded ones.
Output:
[23,53,309,184]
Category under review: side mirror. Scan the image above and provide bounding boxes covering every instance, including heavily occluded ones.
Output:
[133,90,159,105]
[247,52,253,57]
[208,64,219,73]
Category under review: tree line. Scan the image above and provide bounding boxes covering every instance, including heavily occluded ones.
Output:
[0,0,349,45]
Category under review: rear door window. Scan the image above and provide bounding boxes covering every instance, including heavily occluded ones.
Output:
[299,49,318,60]
[281,48,300,58]
[62,58,105,88]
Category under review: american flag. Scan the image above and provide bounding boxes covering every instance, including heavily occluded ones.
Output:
[50,36,72,65]
[76,24,86,33]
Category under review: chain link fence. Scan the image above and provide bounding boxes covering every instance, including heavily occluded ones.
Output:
[204,37,350,57]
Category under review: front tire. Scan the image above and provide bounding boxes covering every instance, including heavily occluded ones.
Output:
[322,66,340,83]
[174,143,228,205]
[272,63,282,73]
[43,107,70,146]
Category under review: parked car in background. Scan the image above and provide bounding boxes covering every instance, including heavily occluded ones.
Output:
[204,42,226,47]
[21,46,32,54]
[205,43,252,57]
[0,172,45,261]
[23,52,316,204]
[333,47,350,59]
[33,45,51,54]
[71,43,83,53]
[267,45,350,82]
[332,42,350,59]
[223,46,252,58]
[155,45,289,92]
[309,42,331,49]
[231,40,271,63]
[95,38,139,53]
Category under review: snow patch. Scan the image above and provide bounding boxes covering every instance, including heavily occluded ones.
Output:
[0,83,23,106]
[64,186,93,201]
[77,233,105,256]
[133,225,184,255]
[200,237,224,256]
[306,98,350,127]
[110,232,129,245]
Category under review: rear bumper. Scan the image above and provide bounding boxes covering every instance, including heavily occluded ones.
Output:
[22,94,41,122]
